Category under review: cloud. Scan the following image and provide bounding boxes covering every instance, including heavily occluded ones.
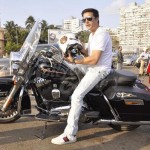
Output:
[103,0,126,14]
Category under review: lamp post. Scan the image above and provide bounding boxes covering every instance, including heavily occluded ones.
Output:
[15,27,18,47]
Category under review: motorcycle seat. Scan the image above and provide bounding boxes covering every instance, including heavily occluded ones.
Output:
[96,69,137,91]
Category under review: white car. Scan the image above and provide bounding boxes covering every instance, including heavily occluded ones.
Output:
[0,58,11,76]
[123,55,137,66]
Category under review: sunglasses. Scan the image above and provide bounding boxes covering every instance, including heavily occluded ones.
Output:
[82,16,94,23]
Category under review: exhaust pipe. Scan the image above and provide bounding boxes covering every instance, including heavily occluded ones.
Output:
[95,119,150,125]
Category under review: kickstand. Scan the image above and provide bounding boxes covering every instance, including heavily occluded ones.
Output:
[35,121,48,140]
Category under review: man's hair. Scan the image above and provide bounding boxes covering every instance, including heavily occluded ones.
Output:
[81,8,99,18]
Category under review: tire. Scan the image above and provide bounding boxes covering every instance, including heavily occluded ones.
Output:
[109,124,140,131]
[0,97,20,123]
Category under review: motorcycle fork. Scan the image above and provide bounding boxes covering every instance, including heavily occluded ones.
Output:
[1,77,23,112]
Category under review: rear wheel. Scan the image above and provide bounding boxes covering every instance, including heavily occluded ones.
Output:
[109,124,140,131]
[0,97,20,123]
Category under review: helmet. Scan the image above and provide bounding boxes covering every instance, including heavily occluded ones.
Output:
[58,33,83,58]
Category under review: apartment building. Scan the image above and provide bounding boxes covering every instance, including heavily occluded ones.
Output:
[63,17,84,33]
[119,0,150,53]
[0,27,5,57]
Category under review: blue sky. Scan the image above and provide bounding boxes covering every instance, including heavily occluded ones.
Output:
[0,0,145,28]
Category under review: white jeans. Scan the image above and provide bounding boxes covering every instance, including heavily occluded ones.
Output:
[64,66,110,136]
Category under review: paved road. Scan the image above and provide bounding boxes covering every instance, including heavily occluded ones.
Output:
[0,66,150,150]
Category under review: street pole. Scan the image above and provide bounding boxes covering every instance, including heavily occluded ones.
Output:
[15,27,18,47]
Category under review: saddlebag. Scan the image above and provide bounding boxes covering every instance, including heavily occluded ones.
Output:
[104,86,150,121]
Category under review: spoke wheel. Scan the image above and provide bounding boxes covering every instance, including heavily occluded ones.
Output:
[0,97,20,123]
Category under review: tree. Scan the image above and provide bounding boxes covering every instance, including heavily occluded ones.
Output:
[4,21,29,54]
[25,16,35,31]
[4,21,18,42]
[76,30,90,43]
[40,20,49,43]
[4,21,20,54]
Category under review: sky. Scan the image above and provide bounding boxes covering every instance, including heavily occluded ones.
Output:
[0,0,145,28]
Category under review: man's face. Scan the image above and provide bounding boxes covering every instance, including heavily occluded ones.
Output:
[82,12,98,32]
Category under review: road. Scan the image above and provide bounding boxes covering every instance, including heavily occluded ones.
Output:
[0,66,150,150]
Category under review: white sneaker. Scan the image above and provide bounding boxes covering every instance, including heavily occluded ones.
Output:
[51,133,77,145]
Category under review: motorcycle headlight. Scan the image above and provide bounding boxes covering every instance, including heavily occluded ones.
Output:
[18,68,25,75]
[11,63,19,74]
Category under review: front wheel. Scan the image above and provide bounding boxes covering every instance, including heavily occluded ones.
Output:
[0,97,20,123]
[109,124,140,131]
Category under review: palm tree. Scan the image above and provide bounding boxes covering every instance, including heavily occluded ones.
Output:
[40,20,49,43]
[25,16,35,31]
[4,21,18,42]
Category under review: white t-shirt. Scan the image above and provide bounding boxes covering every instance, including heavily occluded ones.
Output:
[140,52,149,60]
[87,27,112,71]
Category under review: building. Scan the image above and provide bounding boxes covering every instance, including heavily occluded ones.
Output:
[48,17,84,44]
[63,17,84,33]
[48,29,71,44]
[0,27,5,57]
[119,0,150,53]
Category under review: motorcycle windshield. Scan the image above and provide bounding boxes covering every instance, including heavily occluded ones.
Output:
[10,21,41,65]
[19,21,41,63]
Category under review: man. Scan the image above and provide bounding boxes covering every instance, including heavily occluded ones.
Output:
[51,8,112,145]
[137,47,149,76]
[116,46,124,70]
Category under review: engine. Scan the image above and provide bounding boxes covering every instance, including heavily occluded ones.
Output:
[35,58,79,101]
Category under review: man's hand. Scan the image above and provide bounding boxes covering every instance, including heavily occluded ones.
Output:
[63,53,74,63]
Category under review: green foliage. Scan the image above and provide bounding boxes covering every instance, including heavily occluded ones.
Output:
[5,41,20,54]
[76,30,90,43]
[4,20,29,54]
[25,16,35,31]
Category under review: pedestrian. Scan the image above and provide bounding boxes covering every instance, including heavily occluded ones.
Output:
[51,8,112,145]
[137,47,149,76]
[116,46,124,70]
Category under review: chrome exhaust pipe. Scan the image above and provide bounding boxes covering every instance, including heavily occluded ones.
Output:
[95,119,150,125]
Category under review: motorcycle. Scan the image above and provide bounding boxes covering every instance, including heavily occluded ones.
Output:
[0,21,150,139]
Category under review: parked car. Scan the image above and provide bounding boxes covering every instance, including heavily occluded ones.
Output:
[0,58,11,76]
[123,55,137,66]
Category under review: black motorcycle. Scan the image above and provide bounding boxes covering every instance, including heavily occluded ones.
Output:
[0,21,150,139]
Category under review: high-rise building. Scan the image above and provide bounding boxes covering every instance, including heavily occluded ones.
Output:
[119,0,150,52]
[0,27,5,57]
[63,17,84,33]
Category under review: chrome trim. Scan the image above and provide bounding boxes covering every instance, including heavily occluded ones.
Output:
[1,77,23,111]
[17,86,25,114]
[95,119,150,125]
[103,94,120,121]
